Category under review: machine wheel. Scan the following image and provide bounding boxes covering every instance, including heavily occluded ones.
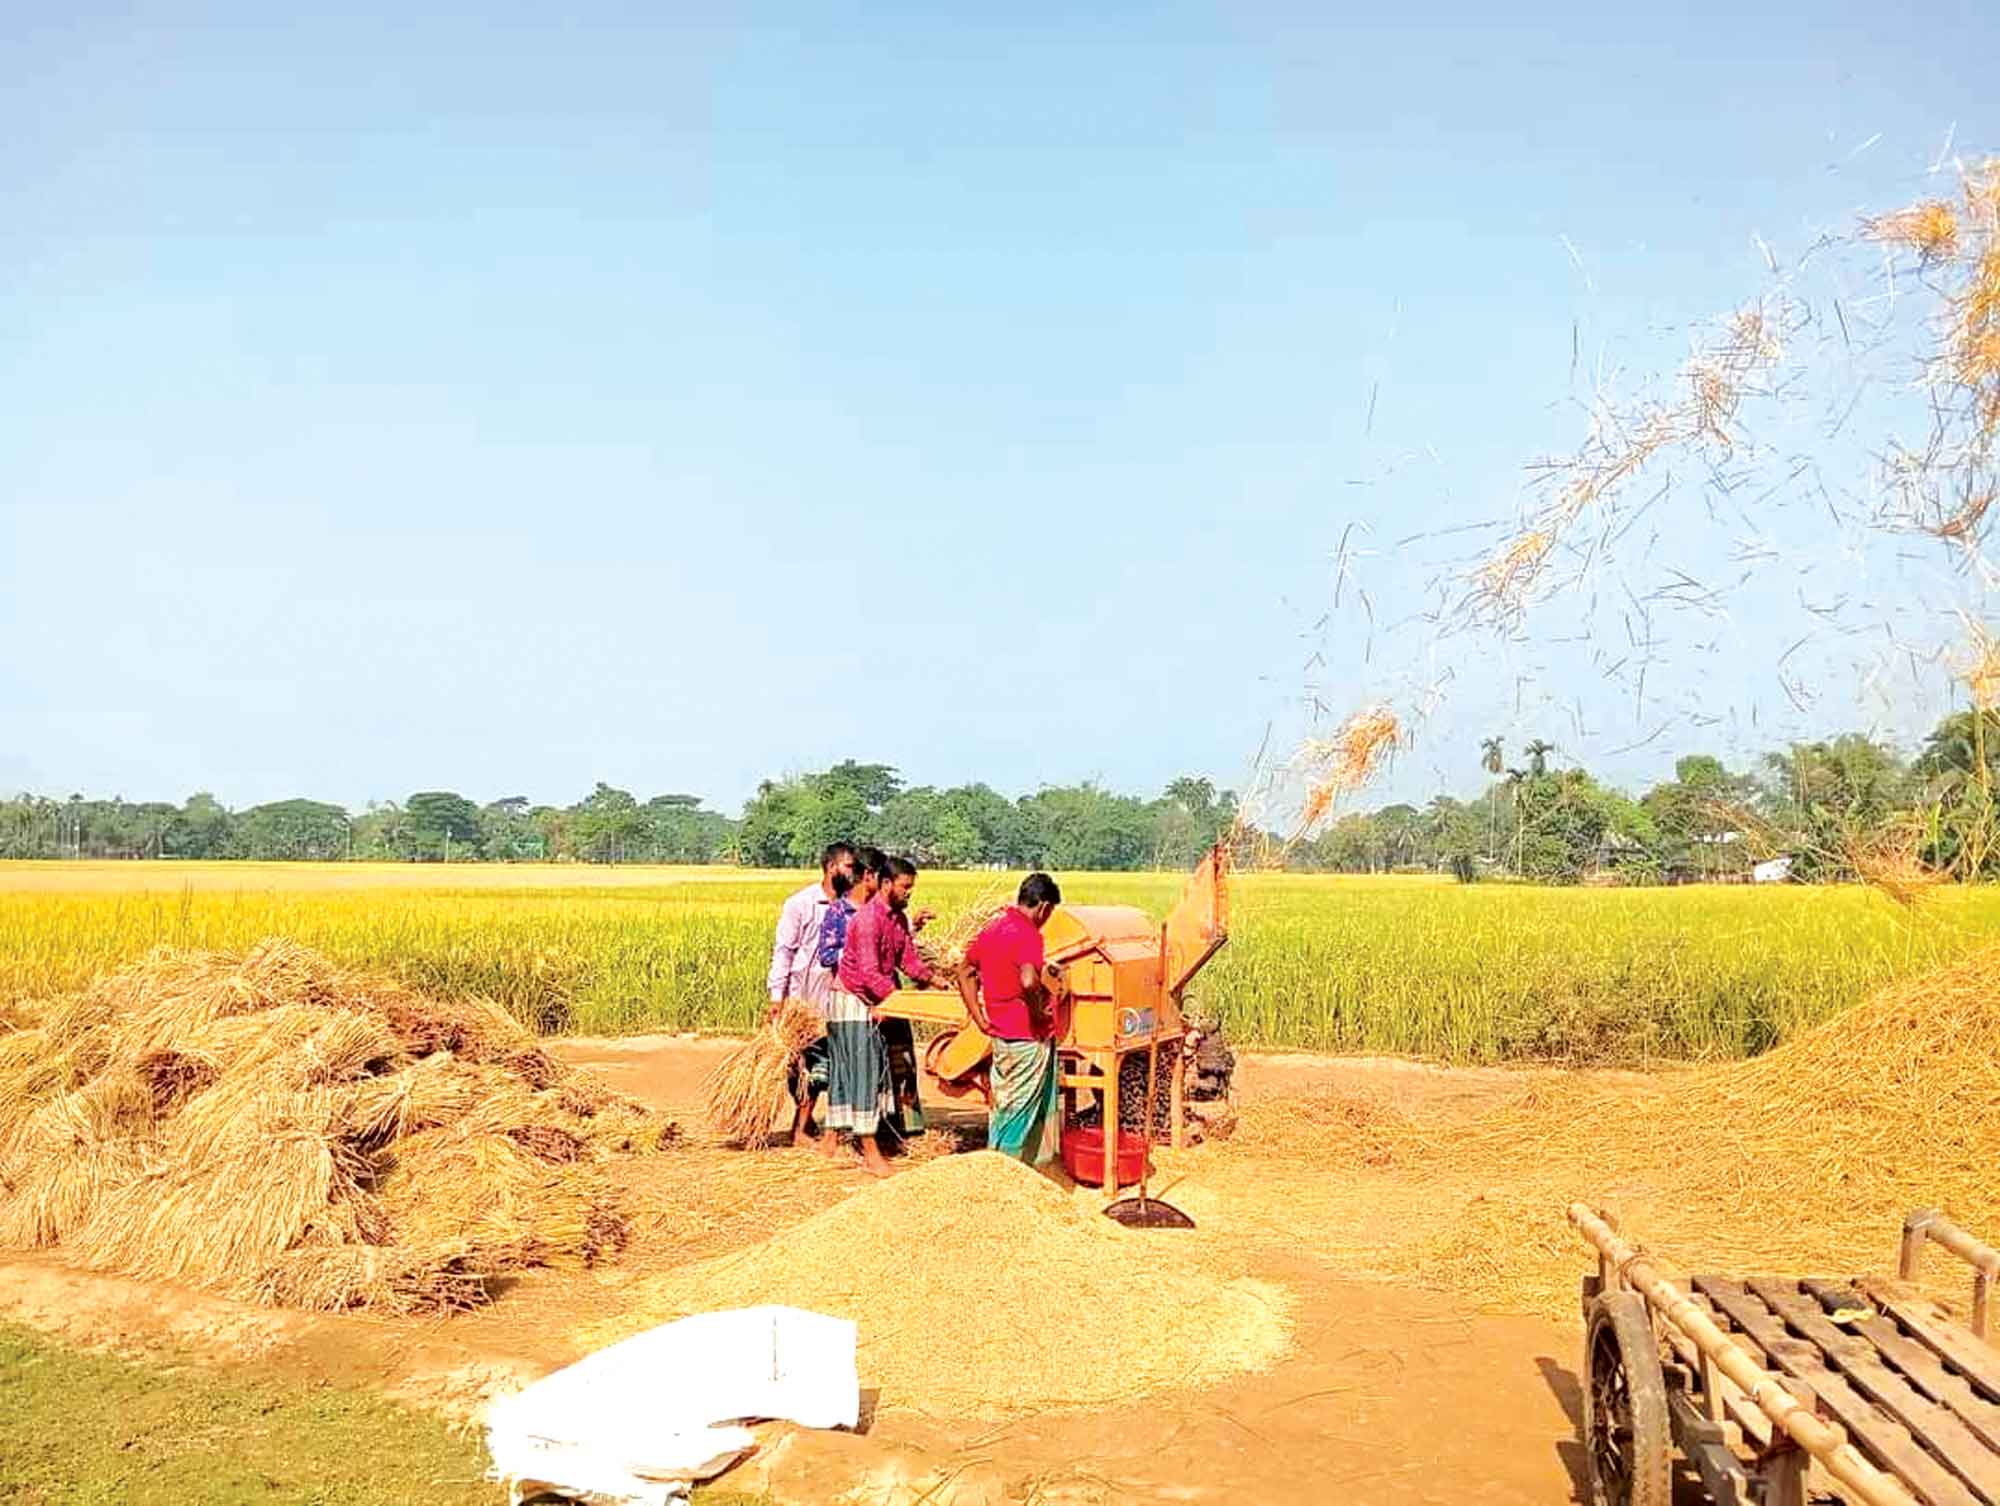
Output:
[1582,1291,1672,1506]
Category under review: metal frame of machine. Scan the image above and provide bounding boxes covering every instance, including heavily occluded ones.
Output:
[876,843,1230,1193]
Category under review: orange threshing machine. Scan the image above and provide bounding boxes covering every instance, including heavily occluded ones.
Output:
[876,844,1230,1192]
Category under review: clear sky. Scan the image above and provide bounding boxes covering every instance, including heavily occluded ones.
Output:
[4,2,1994,815]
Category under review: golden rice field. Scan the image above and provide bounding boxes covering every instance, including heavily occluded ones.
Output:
[4,861,1998,1062]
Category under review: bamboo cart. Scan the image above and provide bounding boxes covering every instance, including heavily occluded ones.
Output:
[1570,1204,2000,1506]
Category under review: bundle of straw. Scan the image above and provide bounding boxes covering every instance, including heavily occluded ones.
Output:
[702,998,824,1147]
[0,940,674,1314]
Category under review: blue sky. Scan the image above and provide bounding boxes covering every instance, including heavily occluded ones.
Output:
[3,2,1995,815]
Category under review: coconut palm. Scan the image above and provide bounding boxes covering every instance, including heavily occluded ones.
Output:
[1480,738,1505,857]
[1525,739,1556,778]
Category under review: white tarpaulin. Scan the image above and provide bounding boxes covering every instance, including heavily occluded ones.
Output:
[485,1305,860,1506]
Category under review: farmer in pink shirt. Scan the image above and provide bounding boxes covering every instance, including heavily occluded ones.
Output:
[829,856,936,1176]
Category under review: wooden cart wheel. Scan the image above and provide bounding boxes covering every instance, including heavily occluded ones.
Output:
[1582,1292,1672,1506]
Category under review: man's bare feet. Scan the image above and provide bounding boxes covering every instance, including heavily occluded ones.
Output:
[791,1127,816,1149]
[857,1138,892,1178]
[817,1129,838,1160]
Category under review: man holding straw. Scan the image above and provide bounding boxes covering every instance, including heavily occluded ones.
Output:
[958,873,1065,1166]
[767,842,858,1148]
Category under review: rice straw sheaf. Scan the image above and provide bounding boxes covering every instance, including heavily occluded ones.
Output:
[703,997,826,1147]
[0,940,674,1313]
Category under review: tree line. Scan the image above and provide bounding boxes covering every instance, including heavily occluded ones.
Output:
[6,711,1994,880]
[1299,712,1999,883]
[0,761,1238,871]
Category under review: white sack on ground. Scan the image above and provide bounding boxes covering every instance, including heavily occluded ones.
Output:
[486,1305,860,1506]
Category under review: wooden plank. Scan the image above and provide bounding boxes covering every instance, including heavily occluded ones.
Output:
[1863,1281,2000,1404]
[1678,1291,1775,1447]
[1804,1282,2000,1458]
[1662,1315,1773,1449]
[1697,1277,1982,1506]
[1750,1279,2000,1504]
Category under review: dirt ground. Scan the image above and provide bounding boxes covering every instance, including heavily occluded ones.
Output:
[0,1040,1598,1505]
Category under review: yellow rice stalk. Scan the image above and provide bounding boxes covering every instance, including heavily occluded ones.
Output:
[703,998,824,1147]
[914,879,1011,980]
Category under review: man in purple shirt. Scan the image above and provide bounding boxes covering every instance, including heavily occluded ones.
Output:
[828,855,937,1176]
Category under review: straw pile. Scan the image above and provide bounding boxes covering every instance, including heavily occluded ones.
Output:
[580,1151,1292,1417]
[1249,945,2000,1319]
[702,998,823,1147]
[0,940,673,1312]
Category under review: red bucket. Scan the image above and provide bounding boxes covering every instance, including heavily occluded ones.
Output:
[1061,1123,1150,1188]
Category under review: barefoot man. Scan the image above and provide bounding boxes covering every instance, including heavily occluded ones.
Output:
[767,841,858,1147]
[829,856,939,1176]
[959,872,1065,1165]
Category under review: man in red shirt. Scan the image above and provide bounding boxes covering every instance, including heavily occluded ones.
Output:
[958,872,1065,1165]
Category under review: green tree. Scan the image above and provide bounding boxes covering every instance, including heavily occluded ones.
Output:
[404,791,485,861]
[479,797,543,861]
[166,792,234,859]
[571,783,648,864]
[231,799,350,860]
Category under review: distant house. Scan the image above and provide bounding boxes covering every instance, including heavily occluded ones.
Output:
[1752,856,1794,884]
[1666,831,1753,885]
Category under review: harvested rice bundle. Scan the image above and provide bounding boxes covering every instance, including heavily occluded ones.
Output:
[0,941,673,1313]
[379,1128,626,1272]
[702,998,824,1147]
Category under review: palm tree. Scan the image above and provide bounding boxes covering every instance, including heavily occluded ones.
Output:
[1479,738,1505,858]
[1525,739,1556,778]
[1505,768,1528,872]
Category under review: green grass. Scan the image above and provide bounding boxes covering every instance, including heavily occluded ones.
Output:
[5,863,1998,1062]
[0,1325,496,1506]
[0,1324,771,1506]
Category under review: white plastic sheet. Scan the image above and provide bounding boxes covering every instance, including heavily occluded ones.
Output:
[485,1305,860,1506]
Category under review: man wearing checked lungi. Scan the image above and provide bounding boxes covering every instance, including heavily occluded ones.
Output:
[830,856,939,1177]
[957,873,1066,1166]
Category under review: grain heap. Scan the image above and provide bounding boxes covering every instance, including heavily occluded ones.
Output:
[1246,944,2000,1318]
[581,1151,1292,1417]
[0,939,673,1312]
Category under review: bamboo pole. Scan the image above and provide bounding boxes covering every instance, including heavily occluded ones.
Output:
[1567,1203,1919,1506]
[1900,1208,2000,1338]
